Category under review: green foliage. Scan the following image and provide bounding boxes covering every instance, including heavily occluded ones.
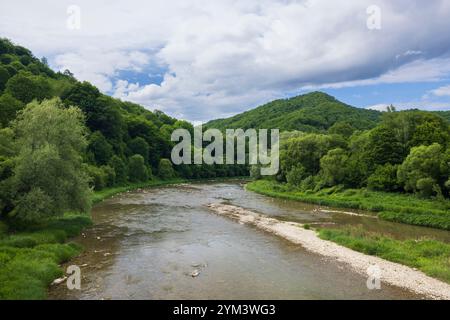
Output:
[328,121,355,137]
[5,72,52,103]
[158,158,175,180]
[0,214,91,299]
[0,65,10,91]
[206,92,381,132]
[367,164,399,192]
[319,148,348,186]
[318,226,450,283]
[247,180,450,230]
[109,155,128,185]
[88,131,113,165]
[128,137,150,164]
[286,166,306,186]
[128,154,149,182]
[9,98,91,223]
[0,93,23,128]
[397,143,445,196]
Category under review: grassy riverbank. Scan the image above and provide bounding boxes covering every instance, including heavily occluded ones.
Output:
[246,180,450,230]
[318,226,450,284]
[0,176,249,300]
[0,214,92,299]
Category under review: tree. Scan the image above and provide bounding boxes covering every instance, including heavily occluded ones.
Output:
[328,122,355,138]
[5,72,52,103]
[158,158,175,180]
[109,155,128,185]
[367,164,399,191]
[128,137,150,164]
[88,131,113,165]
[397,143,444,196]
[0,65,10,91]
[0,93,24,128]
[128,154,149,182]
[366,125,405,166]
[9,98,91,223]
[319,148,348,186]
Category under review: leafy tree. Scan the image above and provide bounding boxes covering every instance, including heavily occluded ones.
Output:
[62,81,100,112]
[109,155,128,185]
[158,158,176,180]
[367,164,400,191]
[319,148,348,186]
[9,98,91,223]
[366,125,405,166]
[0,65,10,91]
[0,93,23,128]
[128,137,150,164]
[128,154,149,182]
[5,72,52,103]
[281,133,346,178]
[397,143,445,196]
[328,122,355,138]
[88,131,113,165]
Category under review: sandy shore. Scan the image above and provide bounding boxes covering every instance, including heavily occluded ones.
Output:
[207,203,450,300]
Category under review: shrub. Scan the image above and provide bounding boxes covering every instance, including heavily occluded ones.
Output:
[367,164,399,191]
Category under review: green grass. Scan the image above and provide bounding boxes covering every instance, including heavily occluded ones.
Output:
[246,180,450,230]
[318,226,450,284]
[0,214,91,299]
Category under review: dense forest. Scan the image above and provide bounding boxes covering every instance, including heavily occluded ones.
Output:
[0,38,247,227]
[206,92,382,132]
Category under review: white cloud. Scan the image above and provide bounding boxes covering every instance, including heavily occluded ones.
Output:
[366,101,450,112]
[2,0,450,121]
[429,85,450,97]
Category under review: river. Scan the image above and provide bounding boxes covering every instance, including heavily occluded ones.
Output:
[49,181,450,300]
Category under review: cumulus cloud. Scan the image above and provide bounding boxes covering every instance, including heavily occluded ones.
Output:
[1,0,450,121]
[429,85,450,97]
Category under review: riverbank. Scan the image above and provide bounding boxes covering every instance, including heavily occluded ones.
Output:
[0,214,92,299]
[207,203,450,299]
[246,180,450,230]
[0,177,250,300]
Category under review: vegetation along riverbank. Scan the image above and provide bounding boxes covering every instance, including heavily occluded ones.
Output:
[246,180,450,230]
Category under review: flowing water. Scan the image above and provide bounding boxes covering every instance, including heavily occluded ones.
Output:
[49,181,450,300]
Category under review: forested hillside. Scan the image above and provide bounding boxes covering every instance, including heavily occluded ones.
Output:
[0,38,247,226]
[206,92,382,132]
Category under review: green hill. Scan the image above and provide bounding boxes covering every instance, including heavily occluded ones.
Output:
[205,92,382,132]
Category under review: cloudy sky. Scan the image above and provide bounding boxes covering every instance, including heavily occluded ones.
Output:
[1,0,450,122]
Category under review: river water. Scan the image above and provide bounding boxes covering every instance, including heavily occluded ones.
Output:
[49,181,449,300]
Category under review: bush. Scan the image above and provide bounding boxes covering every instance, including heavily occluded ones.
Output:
[367,164,399,192]
[12,188,54,224]
[286,165,306,186]
[86,165,107,191]
[416,177,439,198]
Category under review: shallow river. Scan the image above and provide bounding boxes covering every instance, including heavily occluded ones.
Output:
[49,181,450,300]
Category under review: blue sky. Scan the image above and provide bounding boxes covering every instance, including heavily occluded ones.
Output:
[1,0,450,122]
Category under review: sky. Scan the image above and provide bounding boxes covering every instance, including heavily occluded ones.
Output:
[1,0,450,123]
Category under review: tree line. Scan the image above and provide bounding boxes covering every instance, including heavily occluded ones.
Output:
[270,109,450,198]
